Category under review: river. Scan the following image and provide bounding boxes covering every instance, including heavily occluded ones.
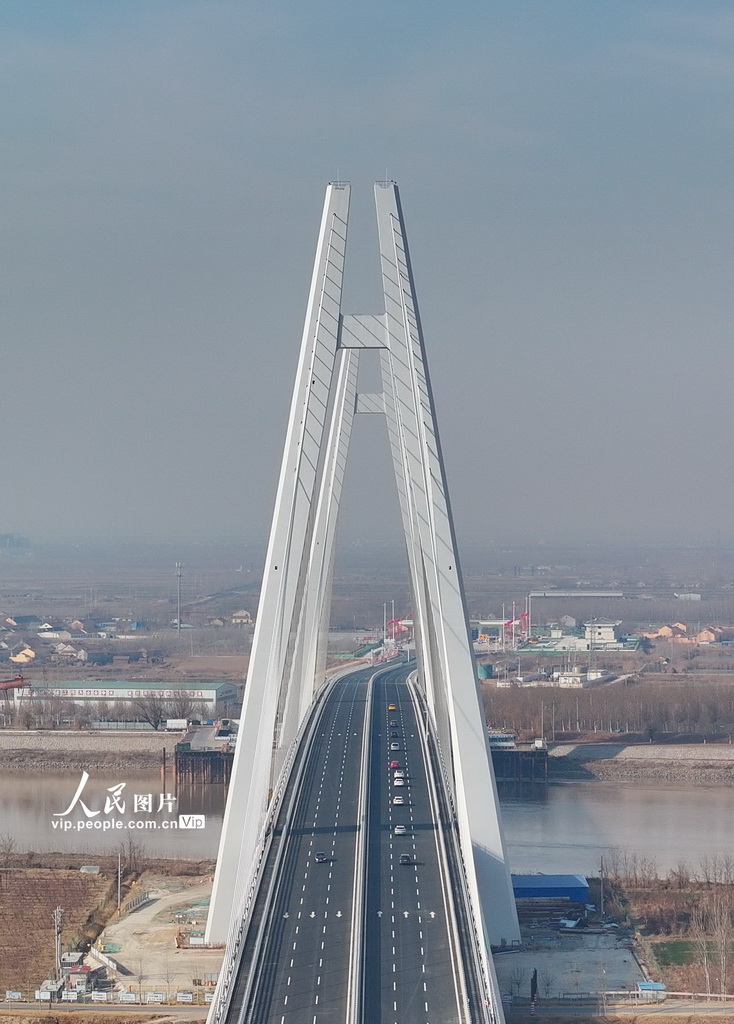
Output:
[2,771,733,875]
[499,780,734,876]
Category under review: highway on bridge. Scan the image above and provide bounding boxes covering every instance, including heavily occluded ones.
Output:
[225,663,473,1024]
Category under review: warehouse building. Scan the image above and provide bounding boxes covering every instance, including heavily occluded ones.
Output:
[15,679,237,713]
[511,874,590,903]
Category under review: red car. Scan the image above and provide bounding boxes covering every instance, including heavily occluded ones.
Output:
[390,760,400,769]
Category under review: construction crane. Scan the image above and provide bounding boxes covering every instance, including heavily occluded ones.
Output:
[0,675,28,707]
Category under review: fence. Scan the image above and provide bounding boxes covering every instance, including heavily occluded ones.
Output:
[3,988,216,1005]
[505,990,734,1006]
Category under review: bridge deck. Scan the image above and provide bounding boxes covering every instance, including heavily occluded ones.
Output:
[364,671,464,1024]
[223,664,472,1024]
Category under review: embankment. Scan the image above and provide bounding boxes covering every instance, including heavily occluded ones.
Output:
[0,731,177,773]
[549,742,734,784]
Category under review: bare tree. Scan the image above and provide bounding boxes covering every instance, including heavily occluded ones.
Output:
[669,860,692,890]
[164,696,197,720]
[118,833,146,875]
[131,696,166,730]
[540,970,555,998]
[691,901,712,996]
[134,942,147,999]
[0,833,16,866]
[508,966,525,997]
[709,891,734,994]
[161,952,178,1001]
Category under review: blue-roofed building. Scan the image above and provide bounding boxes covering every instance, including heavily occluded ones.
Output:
[637,982,666,1001]
[511,874,589,903]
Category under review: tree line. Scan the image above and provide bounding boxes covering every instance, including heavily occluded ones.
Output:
[604,849,734,996]
[484,677,734,738]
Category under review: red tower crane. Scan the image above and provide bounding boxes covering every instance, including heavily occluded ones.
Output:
[0,674,28,702]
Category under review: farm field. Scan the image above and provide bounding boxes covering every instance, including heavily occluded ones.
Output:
[0,868,113,995]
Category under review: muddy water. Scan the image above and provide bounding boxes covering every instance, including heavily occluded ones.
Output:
[499,780,734,876]
[3,771,733,873]
[0,771,224,859]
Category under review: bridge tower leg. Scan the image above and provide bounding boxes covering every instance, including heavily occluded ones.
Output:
[206,181,520,953]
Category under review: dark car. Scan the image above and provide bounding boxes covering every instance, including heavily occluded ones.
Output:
[314,851,328,863]
[389,720,398,727]
[399,854,413,865]
[391,731,399,737]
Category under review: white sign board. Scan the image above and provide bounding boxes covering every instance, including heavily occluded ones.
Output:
[204,993,215,1004]
[92,991,108,1002]
[35,991,52,1001]
[62,991,78,1001]
[146,992,165,1003]
[5,992,22,1001]
[176,992,194,1002]
[119,992,138,1003]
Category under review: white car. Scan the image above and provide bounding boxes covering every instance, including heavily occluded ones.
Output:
[394,824,407,836]
[393,769,405,778]
[393,795,405,805]
[393,777,405,787]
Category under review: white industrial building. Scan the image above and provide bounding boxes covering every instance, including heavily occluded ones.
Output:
[13,680,237,711]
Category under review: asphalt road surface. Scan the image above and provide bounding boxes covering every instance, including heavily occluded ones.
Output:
[227,663,468,1024]
[363,669,465,1024]
[229,668,371,1024]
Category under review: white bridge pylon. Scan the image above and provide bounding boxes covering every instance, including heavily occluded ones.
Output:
[206,182,520,952]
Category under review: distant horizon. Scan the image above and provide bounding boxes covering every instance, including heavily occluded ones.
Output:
[3,3,734,547]
[8,535,734,567]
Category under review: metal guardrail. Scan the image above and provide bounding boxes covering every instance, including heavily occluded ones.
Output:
[409,677,502,1024]
[410,677,473,1022]
[120,890,151,916]
[348,671,374,1024]
[207,675,340,1024]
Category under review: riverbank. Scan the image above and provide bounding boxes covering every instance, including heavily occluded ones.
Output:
[0,731,176,773]
[4,731,734,781]
[549,743,734,784]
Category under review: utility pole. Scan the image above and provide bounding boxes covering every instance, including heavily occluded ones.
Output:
[52,906,63,980]
[117,850,122,910]
[176,563,182,638]
[600,854,605,917]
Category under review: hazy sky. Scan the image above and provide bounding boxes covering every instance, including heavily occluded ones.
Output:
[3,1,734,549]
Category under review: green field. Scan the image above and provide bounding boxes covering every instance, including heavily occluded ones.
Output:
[652,939,696,966]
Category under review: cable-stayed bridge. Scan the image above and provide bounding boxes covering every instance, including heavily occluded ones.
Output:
[205,182,520,1024]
